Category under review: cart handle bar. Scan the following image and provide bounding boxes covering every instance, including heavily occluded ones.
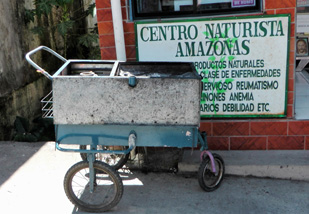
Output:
[55,132,137,155]
[25,46,67,81]
[55,142,135,155]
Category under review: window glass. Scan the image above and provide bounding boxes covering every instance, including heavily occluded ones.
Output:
[133,0,261,20]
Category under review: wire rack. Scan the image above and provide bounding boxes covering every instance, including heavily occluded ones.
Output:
[41,91,53,118]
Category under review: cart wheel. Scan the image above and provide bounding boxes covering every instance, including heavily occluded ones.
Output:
[198,153,225,192]
[80,145,129,170]
[64,161,123,213]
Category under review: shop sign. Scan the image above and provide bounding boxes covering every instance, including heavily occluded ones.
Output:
[232,0,255,7]
[135,15,290,117]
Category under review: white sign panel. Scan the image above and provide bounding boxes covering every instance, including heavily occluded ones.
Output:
[136,15,290,117]
[297,14,309,33]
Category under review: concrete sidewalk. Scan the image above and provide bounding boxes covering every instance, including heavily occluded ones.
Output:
[0,141,308,214]
[179,150,309,181]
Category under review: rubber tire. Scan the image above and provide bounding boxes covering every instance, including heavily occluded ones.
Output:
[79,145,129,170]
[198,153,225,192]
[64,161,123,213]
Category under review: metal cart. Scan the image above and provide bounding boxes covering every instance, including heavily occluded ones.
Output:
[26,46,225,213]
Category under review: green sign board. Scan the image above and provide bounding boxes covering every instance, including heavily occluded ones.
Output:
[135,15,290,117]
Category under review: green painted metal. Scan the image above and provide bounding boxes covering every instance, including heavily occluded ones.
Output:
[56,124,199,149]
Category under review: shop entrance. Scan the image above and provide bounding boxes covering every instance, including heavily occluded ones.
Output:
[295,1,309,119]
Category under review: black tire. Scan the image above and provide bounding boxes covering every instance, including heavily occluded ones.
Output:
[80,145,129,170]
[64,161,123,213]
[198,153,225,192]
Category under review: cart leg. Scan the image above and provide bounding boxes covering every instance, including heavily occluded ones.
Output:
[87,153,95,193]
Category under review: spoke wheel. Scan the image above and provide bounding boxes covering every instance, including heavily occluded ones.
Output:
[80,145,129,170]
[64,161,123,213]
[198,153,225,192]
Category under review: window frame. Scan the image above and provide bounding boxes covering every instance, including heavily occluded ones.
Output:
[131,0,263,20]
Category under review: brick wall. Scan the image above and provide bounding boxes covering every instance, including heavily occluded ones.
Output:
[96,0,309,150]
[96,0,136,60]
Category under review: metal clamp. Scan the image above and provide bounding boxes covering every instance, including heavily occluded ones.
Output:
[25,46,67,80]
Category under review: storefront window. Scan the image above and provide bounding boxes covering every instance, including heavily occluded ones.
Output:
[132,0,262,20]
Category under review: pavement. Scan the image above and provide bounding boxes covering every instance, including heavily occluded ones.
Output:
[178,149,309,181]
[0,141,308,214]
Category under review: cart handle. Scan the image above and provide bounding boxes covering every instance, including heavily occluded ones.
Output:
[25,46,67,80]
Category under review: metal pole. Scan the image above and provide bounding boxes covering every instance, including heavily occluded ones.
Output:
[111,0,127,61]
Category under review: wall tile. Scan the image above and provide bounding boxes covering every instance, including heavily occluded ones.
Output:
[251,121,287,135]
[288,77,294,92]
[122,7,128,20]
[121,0,126,6]
[268,136,304,150]
[100,47,116,60]
[265,9,275,15]
[287,91,294,105]
[125,45,136,59]
[290,23,295,37]
[289,121,309,135]
[98,22,114,35]
[213,122,249,136]
[207,137,229,150]
[265,0,296,10]
[289,51,295,66]
[288,64,294,79]
[276,8,295,22]
[200,122,212,136]
[290,37,295,52]
[97,9,112,22]
[287,104,293,118]
[96,0,111,9]
[124,33,136,46]
[230,137,267,150]
[123,22,135,33]
[99,34,115,47]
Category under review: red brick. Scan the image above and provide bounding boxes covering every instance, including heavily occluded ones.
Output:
[287,91,294,105]
[100,47,116,60]
[96,0,111,9]
[290,23,295,37]
[200,122,212,136]
[290,37,295,53]
[124,33,136,46]
[207,137,229,150]
[213,122,249,136]
[123,22,135,33]
[289,51,295,66]
[98,21,114,35]
[276,8,295,22]
[289,121,309,135]
[122,7,128,20]
[288,64,294,79]
[251,121,287,135]
[288,77,294,92]
[230,137,267,150]
[97,9,112,22]
[265,0,296,10]
[268,136,304,150]
[306,136,309,150]
[265,9,275,15]
[121,0,126,6]
[99,34,115,47]
[287,105,293,118]
[125,45,136,59]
